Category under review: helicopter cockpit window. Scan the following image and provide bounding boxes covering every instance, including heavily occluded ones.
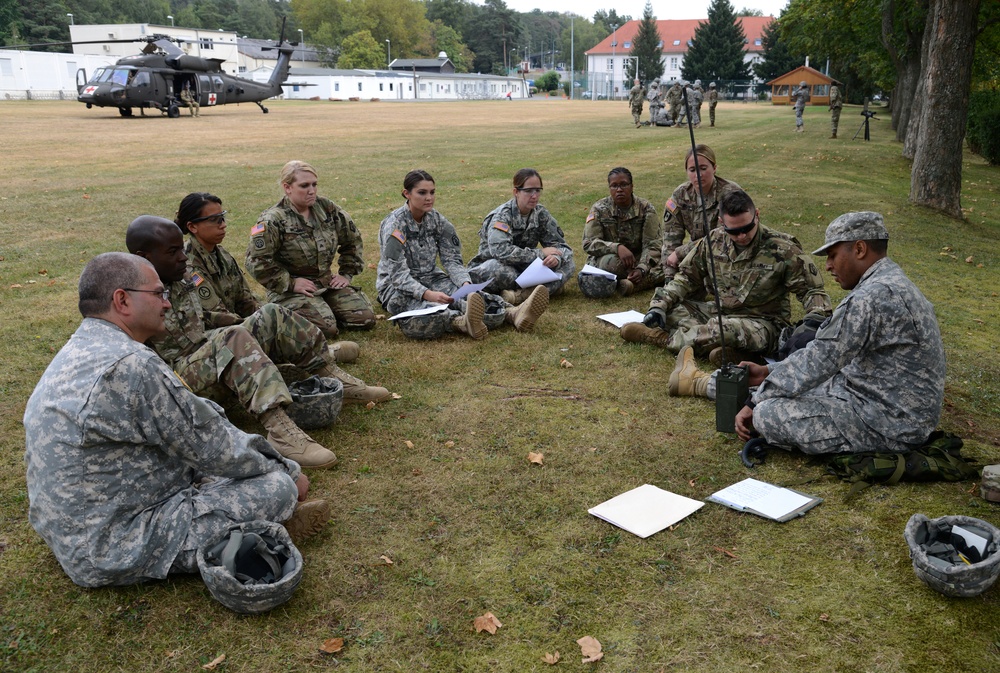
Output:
[111,69,132,86]
[132,71,150,87]
[212,76,224,92]
[90,68,112,84]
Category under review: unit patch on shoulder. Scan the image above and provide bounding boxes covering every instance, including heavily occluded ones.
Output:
[493,221,511,233]
[665,198,677,213]
[391,229,406,244]
[250,222,266,236]
[253,237,266,250]
[191,272,204,286]
[198,286,211,299]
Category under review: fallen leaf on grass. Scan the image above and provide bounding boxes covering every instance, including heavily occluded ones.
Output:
[365,401,376,409]
[444,440,455,448]
[27,280,36,284]
[404,440,415,449]
[412,468,422,476]
[528,452,544,465]
[37,269,47,275]
[542,651,560,664]
[9,284,22,289]
[391,392,402,399]
[380,554,394,565]
[560,358,573,368]
[819,613,829,622]
[688,479,696,487]
[82,194,91,199]
[577,635,603,662]
[474,612,502,634]
[319,637,344,654]
[966,256,974,264]
[713,546,739,559]
[202,654,226,670]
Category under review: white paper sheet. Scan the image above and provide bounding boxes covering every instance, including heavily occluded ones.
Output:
[952,524,989,556]
[588,484,704,539]
[387,304,450,321]
[597,310,647,328]
[579,263,618,280]
[451,280,493,301]
[515,257,562,288]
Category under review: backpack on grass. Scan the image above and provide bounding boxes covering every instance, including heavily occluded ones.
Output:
[824,431,980,497]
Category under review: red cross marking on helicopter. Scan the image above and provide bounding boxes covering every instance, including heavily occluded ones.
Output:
[208,93,217,105]
[83,85,98,95]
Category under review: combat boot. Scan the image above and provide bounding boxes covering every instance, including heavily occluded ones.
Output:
[830,131,837,139]
[709,346,759,369]
[617,278,635,296]
[620,323,672,348]
[668,346,711,397]
[316,363,392,404]
[501,288,530,305]
[259,407,338,468]
[505,285,549,331]
[451,292,488,339]
[284,500,331,543]
[329,340,360,364]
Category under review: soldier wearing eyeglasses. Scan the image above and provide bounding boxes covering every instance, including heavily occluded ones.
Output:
[622,189,832,367]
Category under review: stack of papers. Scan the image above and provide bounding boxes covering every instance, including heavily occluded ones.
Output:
[588,484,704,538]
[596,310,646,328]
[706,478,822,522]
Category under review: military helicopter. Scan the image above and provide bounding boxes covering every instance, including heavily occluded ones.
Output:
[18,20,298,117]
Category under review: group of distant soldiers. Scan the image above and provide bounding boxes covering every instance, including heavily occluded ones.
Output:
[628,78,718,129]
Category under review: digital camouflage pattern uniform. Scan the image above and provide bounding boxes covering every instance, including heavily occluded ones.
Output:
[708,86,719,126]
[752,257,944,454]
[377,204,509,338]
[150,275,331,415]
[829,84,843,138]
[647,81,663,125]
[185,237,260,323]
[665,83,683,123]
[582,195,665,291]
[24,318,299,587]
[648,224,832,356]
[693,83,705,123]
[683,85,703,126]
[661,176,741,280]
[247,196,376,339]
[791,83,810,130]
[467,199,575,295]
[628,82,646,127]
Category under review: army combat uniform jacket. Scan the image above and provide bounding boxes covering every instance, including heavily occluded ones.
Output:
[752,258,945,454]
[24,318,299,587]
[583,195,662,276]
[662,176,741,269]
[185,237,260,322]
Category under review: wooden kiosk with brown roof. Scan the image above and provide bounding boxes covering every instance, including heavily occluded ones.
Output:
[767,65,840,106]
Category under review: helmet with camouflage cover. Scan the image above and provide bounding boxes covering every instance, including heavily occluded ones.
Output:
[483,304,505,330]
[577,270,617,298]
[197,520,303,614]
[395,308,450,340]
[709,82,717,88]
[286,376,343,430]
[904,513,1000,597]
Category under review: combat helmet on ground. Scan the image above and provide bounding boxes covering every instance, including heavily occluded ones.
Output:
[577,270,617,298]
[395,307,451,340]
[904,513,1000,597]
[286,376,343,430]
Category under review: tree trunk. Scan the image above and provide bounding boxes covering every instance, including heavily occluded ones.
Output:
[893,53,921,141]
[902,4,934,160]
[882,0,927,141]
[909,0,980,217]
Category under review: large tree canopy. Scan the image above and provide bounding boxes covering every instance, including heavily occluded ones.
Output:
[626,3,664,84]
[752,16,797,82]
[681,0,750,81]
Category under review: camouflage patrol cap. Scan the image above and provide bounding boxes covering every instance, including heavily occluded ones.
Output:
[812,211,889,255]
[577,270,617,298]
[904,513,1000,598]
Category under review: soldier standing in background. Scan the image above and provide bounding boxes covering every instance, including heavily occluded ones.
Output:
[791,81,810,132]
[666,81,683,124]
[628,78,646,128]
[829,84,843,139]
[708,82,719,127]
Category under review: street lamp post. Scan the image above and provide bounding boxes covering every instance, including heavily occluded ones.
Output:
[167,15,174,27]
[610,24,618,100]
[67,13,73,25]
[298,29,304,62]
[386,39,391,68]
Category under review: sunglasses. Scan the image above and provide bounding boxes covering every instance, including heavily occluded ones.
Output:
[190,210,228,225]
[723,216,757,236]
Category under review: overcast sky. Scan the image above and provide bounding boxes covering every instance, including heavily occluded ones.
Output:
[502,0,789,21]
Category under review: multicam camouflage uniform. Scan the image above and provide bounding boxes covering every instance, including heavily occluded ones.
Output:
[377,204,509,336]
[708,86,719,126]
[467,199,575,295]
[150,275,331,415]
[665,82,683,123]
[829,84,843,137]
[185,237,260,323]
[628,82,646,127]
[693,82,705,123]
[752,258,944,454]
[582,195,665,291]
[661,176,741,279]
[24,318,299,587]
[247,196,376,339]
[648,224,832,356]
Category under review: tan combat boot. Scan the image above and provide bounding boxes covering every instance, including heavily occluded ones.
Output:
[259,407,338,468]
[451,292,488,339]
[709,346,758,368]
[620,322,672,348]
[284,500,331,543]
[617,278,635,296]
[668,346,711,397]
[316,363,392,404]
[504,285,549,331]
[501,288,530,305]
[329,340,360,364]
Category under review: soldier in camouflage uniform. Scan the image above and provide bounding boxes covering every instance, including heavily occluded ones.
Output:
[378,170,549,339]
[829,84,843,139]
[627,78,645,128]
[693,80,705,125]
[467,168,574,302]
[708,82,719,126]
[582,167,664,296]
[24,253,329,588]
[247,161,376,340]
[682,82,703,127]
[791,80,810,132]
[662,145,741,282]
[622,189,832,364]
[672,213,945,455]
[647,79,663,126]
[665,81,683,124]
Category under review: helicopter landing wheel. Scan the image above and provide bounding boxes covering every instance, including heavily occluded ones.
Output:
[167,104,180,118]
[119,107,133,117]
[262,106,269,113]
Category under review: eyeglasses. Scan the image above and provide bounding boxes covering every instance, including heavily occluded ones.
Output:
[723,216,757,237]
[609,182,632,191]
[516,188,543,195]
[189,210,228,225]
[124,288,170,300]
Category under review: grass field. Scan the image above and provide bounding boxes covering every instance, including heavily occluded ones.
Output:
[1,97,1000,672]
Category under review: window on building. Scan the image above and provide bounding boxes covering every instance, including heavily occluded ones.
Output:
[755,39,762,46]
[657,41,663,48]
[623,41,631,49]
[379,83,383,91]
[293,85,300,92]
[199,38,213,50]
[335,83,339,91]
[420,83,426,91]
[670,57,678,70]
[673,40,680,46]
[0,58,13,77]
[389,83,393,91]
[358,82,362,91]
[606,58,613,71]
